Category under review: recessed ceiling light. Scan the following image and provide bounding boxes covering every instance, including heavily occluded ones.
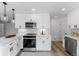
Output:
[61,8,66,11]
[32,8,36,11]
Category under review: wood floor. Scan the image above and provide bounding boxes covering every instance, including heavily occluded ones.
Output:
[19,41,71,56]
[51,41,70,56]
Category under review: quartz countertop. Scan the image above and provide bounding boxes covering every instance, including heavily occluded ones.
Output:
[65,35,79,40]
[0,36,17,46]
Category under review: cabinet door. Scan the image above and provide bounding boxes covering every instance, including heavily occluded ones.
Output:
[13,41,17,56]
[37,14,50,28]
[0,40,17,56]
[19,36,23,49]
[42,37,51,51]
[15,14,26,28]
[2,42,14,56]
[36,36,51,51]
[0,45,11,56]
[36,37,43,51]
[9,42,14,56]
[17,39,21,52]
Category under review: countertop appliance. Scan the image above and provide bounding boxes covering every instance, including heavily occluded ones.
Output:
[25,22,36,29]
[23,33,36,51]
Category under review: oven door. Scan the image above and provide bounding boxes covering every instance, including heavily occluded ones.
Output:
[23,39,36,51]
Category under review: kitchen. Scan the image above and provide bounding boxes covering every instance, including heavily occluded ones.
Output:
[0,2,79,56]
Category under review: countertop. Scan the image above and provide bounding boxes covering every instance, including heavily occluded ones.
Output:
[65,35,79,40]
[0,36,17,46]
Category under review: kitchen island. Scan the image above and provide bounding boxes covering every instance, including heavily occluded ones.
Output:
[0,36,21,56]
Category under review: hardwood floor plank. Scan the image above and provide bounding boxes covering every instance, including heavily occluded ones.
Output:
[51,41,71,56]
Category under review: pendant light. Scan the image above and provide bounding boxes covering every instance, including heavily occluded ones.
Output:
[12,8,15,23]
[3,2,7,22]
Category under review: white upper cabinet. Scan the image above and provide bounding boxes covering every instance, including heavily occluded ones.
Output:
[15,13,50,29]
[25,14,50,29]
[15,14,26,28]
[67,8,79,28]
[37,14,50,29]
[25,14,39,22]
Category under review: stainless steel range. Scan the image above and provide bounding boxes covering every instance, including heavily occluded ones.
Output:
[23,33,36,51]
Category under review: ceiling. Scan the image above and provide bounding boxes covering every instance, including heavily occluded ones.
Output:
[0,2,79,18]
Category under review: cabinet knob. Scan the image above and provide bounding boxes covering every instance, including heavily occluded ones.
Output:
[10,47,13,52]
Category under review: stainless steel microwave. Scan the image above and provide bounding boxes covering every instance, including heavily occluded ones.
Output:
[25,22,36,29]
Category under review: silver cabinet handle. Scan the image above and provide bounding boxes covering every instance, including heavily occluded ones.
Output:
[9,43,13,45]
[10,47,13,52]
[10,48,11,52]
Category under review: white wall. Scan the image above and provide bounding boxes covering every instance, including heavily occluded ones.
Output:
[59,16,67,41]
[50,16,67,41]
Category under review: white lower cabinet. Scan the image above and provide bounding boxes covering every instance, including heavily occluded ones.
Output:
[13,40,18,56]
[9,42,14,56]
[36,37,43,51]
[17,39,21,53]
[0,45,10,56]
[36,36,51,51]
[8,40,17,56]
[0,39,18,56]
[0,42,14,56]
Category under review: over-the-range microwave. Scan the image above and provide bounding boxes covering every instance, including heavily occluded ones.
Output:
[25,22,36,29]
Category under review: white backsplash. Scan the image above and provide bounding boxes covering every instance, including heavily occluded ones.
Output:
[26,29,37,34]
